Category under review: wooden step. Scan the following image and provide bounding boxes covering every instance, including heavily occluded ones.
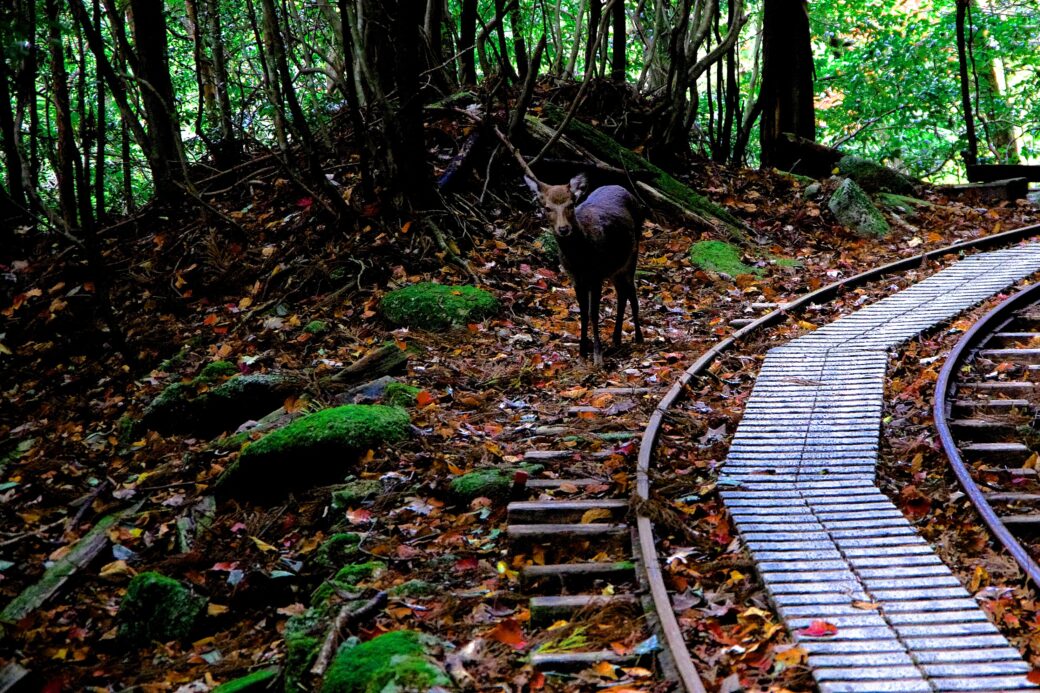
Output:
[992,331,1040,341]
[507,523,629,541]
[508,499,628,524]
[530,650,639,670]
[530,594,638,624]
[524,449,617,461]
[591,387,649,395]
[953,399,1032,412]
[949,419,1017,439]
[978,348,1040,364]
[959,381,1040,392]
[521,561,635,589]
[961,442,1031,463]
[1000,514,1040,530]
[526,478,611,490]
[984,492,1040,502]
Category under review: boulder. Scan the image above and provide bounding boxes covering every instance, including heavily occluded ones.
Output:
[380,283,498,330]
[117,572,206,644]
[322,630,449,693]
[837,155,918,195]
[828,178,890,238]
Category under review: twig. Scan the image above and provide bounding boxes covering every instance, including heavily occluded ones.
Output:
[310,591,389,676]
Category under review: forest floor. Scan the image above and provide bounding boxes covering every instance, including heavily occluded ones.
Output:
[3,89,1040,692]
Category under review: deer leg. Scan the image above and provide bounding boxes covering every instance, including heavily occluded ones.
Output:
[590,282,603,366]
[612,277,627,347]
[575,280,591,358]
[627,270,644,343]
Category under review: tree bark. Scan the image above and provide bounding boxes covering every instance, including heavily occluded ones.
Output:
[758,0,815,171]
[610,0,626,81]
[459,0,478,83]
[45,0,80,228]
[955,0,977,167]
[586,0,601,76]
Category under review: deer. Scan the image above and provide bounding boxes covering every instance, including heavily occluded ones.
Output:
[525,173,644,366]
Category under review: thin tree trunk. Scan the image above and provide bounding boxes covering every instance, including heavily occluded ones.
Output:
[93,0,106,219]
[610,0,626,81]
[46,0,80,228]
[956,0,977,167]
[586,0,601,76]
[510,4,529,81]
[459,0,478,83]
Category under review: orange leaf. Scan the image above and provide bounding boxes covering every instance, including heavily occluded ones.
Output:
[592,661,618,679]
[416,390,436,408]
[797,620,838,637]
[487,619,526,649]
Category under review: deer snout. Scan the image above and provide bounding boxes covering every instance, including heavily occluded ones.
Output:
[554,224,575,238]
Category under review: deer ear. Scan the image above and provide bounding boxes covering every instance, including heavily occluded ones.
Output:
[524,176,542,196]
[569,174,588,199]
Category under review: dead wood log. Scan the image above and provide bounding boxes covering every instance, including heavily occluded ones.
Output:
[775,133,844,178]
[936,177,1029,204]
[328,344,410,386]
[310,591,389,676]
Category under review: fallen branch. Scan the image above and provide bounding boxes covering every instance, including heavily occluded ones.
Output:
[310,591,389,676]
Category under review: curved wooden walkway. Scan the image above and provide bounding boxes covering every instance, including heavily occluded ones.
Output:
[720,245,1040,692]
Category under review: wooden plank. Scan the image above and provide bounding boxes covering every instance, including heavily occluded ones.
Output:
[949,419,1016,438]
[590,387,650,395]
[1000,514,1040,528]
[967,164,1040,183]
[1,510,126,624]
[507,523,629,540]
[530,650,638,669]
[959,381,1040,391]
[962,442,1031,463]
[984,492,1040,502]
[507,499,628,523]
[523,449,616,461]
[939,177,1029,202]
[0,663,33,693]
[526,478,610,490]
[530,594,638,623]
[978,348,1040,364]
[522,561,635,581]
[953,399,1031,411]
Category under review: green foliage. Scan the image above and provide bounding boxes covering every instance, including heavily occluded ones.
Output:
[689,241,761,277]
[304,320,329,335]
[380,284,499,330]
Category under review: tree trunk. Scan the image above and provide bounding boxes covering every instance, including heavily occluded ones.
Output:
[955,0,977,167]
[510,4,529,81]
[459,0,478,83]
[610,0,626,81]
[586,0,601,76]
[93,0,106,219]
[758,0,815,171]
[46,0,80,228]
[0,42,27,214]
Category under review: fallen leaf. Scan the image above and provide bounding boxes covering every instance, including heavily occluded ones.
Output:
[486,619,526,649]
[797,620,838,637]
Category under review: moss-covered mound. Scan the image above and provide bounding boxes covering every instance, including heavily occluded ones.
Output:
[322,630,449,693]
[312,561,387,606]
[331,479,382,509]
[689,240,761,277]
[218,405,410,496]
[383,382,421,407]
[314,533,363,570]
[380,283,498,330]
[837,155,918,195]
[118,572,206,644]
[450,468,513,502]
[828,178,890,238]
[284,608,323,692]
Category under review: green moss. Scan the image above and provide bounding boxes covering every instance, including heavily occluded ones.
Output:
[828,178,890,238]
[689,240,761,277]
[770,255,804,268]
[380,283,499,330]
[314,533,363,570]
[321,630,448,693]
[158,347,189,373]
[304,320,329,335]
[383,382,421,408]
[389,579,434,598]
[220,406,410,495]
[284,608,323,692]
[535,231,559,259]
[118,571,206,643]
[877,192,932,213]
[450,468,513,502]
[333,561,385,586]
[198,360,238,382]
[331,479,382,509]
[211,667,279,693]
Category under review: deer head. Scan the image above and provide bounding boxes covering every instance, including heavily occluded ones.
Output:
[525,174,588,238]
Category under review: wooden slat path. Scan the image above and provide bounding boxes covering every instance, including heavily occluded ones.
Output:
[720,244,1040,692]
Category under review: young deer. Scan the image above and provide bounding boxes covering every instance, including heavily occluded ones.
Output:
[526,173,644,366]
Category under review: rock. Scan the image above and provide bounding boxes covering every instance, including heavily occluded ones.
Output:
[380,283,498,330]
[331,479,382,509]
[450,468,513,503]
[217,405,410,496]
[688,240,761,277]
[802,182,822,200]
[141,372,300,436]
[837,155,917,194]
[338,376,397,404]
[118,572,206,644]
[383,382,421,407]
[322,630,449,693]
[828,178,891,238]
[389,579,434,598]
[211,667,279,693]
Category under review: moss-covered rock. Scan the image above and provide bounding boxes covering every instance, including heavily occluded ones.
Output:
[381,283,498,330]
[688,240,761,277]
[304,320,329,335]
[828,178,890,238]
[211,667,279,693]
[450,468,513,503]
[311,562,386,607]
[314,533,363,570]
[837,155,918,195]
[322,630,449,693]
[331,479,382,509]
[118,572,206,644]
[389,579,435,598]
[218,405,410,496]
[383,382,421,408]
[284,608,323,692]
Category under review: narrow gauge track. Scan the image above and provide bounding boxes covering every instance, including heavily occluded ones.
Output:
[936,281,1040,588]
[510,222,1040,691]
